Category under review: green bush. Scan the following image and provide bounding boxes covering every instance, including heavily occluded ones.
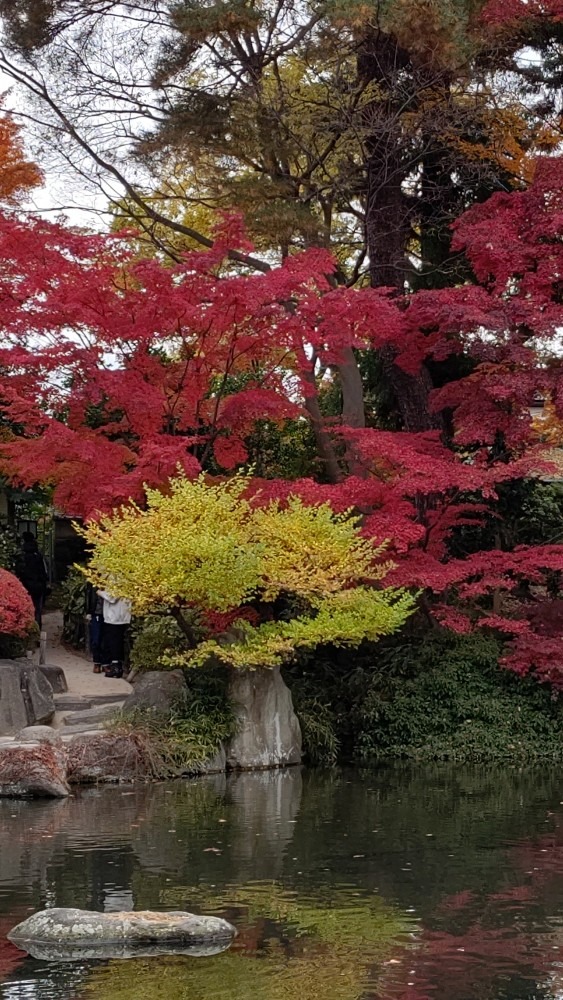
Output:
[0,525,18,572]
[129,614,191,672]
[60,566,87,648]
[288,670,340,765]
[286,631,563,764]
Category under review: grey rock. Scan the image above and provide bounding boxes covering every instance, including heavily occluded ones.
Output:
[16,726,62,746]
[124,670,187,717]
[38,664,68,694]
[61,703,123,727]
[226,666,302,770]
[0,741,69,797]
[0,660,55,735]
[8,908,237,956]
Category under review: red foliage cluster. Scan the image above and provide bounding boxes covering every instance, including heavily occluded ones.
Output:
[0,569,34,636]
[3,159,563,681]
[482,0,563,25]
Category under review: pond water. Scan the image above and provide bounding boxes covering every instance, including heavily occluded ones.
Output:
[1,765,563,999]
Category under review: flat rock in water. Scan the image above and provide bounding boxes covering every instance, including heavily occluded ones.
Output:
[8,908,237,958]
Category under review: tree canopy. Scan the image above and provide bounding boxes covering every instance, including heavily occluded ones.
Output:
[80,473,414,668]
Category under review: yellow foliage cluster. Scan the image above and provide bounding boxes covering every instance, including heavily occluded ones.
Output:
[80,473,414,668]
[443,105,561,187]
[532,400,563,448]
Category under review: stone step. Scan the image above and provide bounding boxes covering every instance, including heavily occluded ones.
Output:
[54,694,93,711]
[88,694,129,705]
[61,702,125,727]
[55,692,128,711]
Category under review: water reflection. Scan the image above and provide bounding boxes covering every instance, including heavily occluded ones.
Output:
[1,765,563,998]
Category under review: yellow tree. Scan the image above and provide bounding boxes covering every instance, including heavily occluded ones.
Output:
[80,473,414,670]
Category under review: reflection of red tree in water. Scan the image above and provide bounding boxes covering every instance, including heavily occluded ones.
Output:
[0,915,27,984]
[374,815,563,1000]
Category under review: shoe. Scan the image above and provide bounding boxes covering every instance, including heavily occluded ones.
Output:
[93,665,102,674]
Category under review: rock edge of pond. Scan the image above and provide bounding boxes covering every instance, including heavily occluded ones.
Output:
[0,664,302,795]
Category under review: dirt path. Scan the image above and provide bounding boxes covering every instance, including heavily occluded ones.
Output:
[41,610,131,699]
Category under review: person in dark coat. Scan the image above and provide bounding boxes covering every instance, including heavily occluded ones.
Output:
[17,531,49,627]
[86,583,104,673]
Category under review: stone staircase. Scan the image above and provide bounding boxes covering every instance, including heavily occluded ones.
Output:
[53,692,127,735]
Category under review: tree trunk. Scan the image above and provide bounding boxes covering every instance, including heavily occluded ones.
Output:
[339,346,366,429]
[360,29,442,433]
[301,368,343,483]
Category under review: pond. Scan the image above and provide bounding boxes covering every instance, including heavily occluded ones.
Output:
[1,765,563,999]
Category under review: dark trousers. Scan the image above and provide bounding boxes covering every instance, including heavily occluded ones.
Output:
[101,623,126,666]
[32,594,44,629]
[89,614,104,665]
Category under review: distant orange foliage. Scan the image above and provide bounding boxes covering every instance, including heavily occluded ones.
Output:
[0,106,42,203]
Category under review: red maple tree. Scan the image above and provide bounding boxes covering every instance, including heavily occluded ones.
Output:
[2,159,563,681]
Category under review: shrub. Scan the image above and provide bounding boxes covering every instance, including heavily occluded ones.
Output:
[287,631,563,764]
[0,525,18,572]
[129,614,191,673]
[0,567,37,657]
[113,667,236,775]
[0,567,34,636]
[60,566,87,648]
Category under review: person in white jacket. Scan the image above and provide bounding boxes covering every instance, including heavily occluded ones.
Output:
[98,590,132,678]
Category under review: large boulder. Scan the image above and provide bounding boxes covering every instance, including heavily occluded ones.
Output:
[0,741,69,798]
[8,907,237,961]
[226,666,302,770]
[124,670,188,717]
[0,661,55,735]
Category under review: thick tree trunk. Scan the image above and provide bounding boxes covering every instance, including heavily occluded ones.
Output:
[301,367,342,483]
[360,30,443,433]
[339,346,366,429]
[379,345,441,432]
